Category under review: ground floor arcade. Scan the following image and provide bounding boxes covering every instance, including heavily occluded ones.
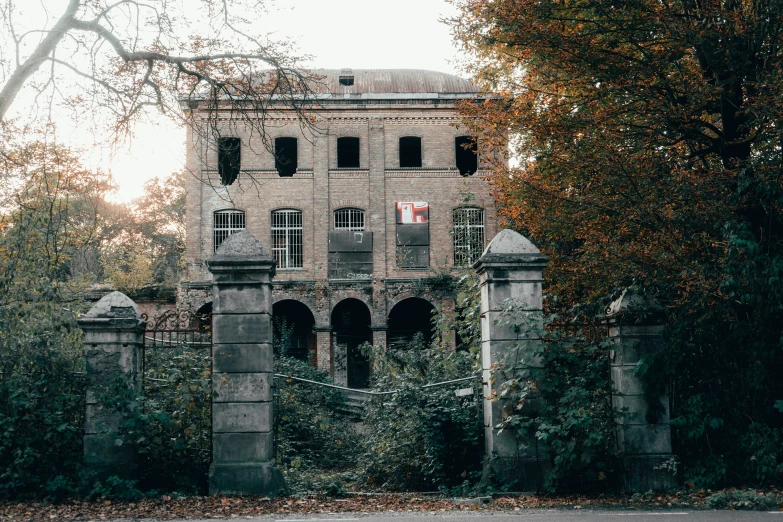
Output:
[178,279,454,388]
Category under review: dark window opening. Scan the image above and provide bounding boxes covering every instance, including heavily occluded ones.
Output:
[337,137,360,168]
[218,137,241,185]
[399,136,422,168]
[339,76,354,86]
[275,137,298,177]
[455,136,478,176]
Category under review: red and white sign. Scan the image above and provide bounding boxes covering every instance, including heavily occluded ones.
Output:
[396,202,429,224]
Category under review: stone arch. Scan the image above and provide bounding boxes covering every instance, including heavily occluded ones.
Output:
[329,291,372,317]
[272,299,316,364]
[387,296,438,349]
[387,292,439,314]
[330,298,372,388]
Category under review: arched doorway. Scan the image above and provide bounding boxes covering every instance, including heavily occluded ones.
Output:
[272,300,316,364]
[331,298,371,388]
[387,297,437,349]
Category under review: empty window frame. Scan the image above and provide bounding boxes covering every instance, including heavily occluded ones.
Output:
[399,136,422,168]
[275,137,298,177]
[217,137,241,185]
[213,209,246,252]
[339,75,354,86]
[337,137,360,168]
[455,136,478,176]
[334,208,365,231]
[272,209,303,269]
[453,207,485,266]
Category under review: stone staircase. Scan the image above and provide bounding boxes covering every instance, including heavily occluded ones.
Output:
[336,388,372,419]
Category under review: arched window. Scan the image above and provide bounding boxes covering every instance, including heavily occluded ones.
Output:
[213,209,245,252]
[271,209,303,268]
[334,208,365,231]
[453,207,485,266]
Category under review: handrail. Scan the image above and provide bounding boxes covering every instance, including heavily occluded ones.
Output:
[273,373,478,396]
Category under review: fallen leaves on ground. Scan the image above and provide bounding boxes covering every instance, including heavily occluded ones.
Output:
[0,489,780,521]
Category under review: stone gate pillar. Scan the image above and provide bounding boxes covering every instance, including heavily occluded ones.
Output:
[80,291,145,481]
[473,229,549,490]
[206,231,287,496]
[607,287,676,491]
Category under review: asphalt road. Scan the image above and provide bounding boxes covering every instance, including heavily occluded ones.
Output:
[161,510,783,522]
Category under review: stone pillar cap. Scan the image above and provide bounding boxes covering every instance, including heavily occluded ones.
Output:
[212,230,272,259]
[606,285,666,324]
[206,231,276,274]
[473,229,549,268]
[79,291,145,329]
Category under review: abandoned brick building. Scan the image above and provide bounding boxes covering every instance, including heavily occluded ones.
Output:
[179,69,497,388]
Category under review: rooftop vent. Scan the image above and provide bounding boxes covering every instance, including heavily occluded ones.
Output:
[339,68,354,86]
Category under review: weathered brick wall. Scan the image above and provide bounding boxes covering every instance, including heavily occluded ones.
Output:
[182,93,500,372]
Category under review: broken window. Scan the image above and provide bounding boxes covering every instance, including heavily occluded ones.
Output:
[337,137,360,168]
[275,137,298,177]
[272,209,303,268]
[339,75,354,86]
[453,207,485,266]
[399,136,422,168]
[213,209,245,252]
[217,137,241,185]
[455,136,478,176]
[334,208,365,231]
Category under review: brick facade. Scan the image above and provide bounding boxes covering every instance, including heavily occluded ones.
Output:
[181,69,497,386]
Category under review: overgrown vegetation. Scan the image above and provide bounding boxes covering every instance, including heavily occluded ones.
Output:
[451,0,783,490]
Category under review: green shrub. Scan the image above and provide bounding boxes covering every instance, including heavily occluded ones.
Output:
[704,489,781,511]
[359,334,482,491]
[135,339,212,494]
[274,356,360,473]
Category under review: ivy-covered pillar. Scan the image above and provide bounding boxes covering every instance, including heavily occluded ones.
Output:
[607,287,677,491]
[80,291,146,481]
[473,229,549,490]
[207,231,287,496]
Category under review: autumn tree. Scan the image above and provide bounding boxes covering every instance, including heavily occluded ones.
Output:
[0,0,316,163]
[451,0,783,488]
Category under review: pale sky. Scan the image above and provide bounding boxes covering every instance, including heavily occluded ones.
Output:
[86,0,465,202]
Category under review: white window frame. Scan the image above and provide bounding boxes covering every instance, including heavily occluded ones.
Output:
[334,208,365,231]
[213,209,245,252]
[272,209,304,269]
[453,207,485,266]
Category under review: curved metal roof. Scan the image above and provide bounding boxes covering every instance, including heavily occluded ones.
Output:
[309,69,479,94]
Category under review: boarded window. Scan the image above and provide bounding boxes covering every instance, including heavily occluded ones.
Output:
[272,209,303,268]
[395,202,429,268]
[337,137,360,168]
[213,209,245,252]
[399,136,422,168]
[275,137,298,177]
[334,208,364,231]
[217,137,241,185]
[455,136,478,176]
[453,207,485,266]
